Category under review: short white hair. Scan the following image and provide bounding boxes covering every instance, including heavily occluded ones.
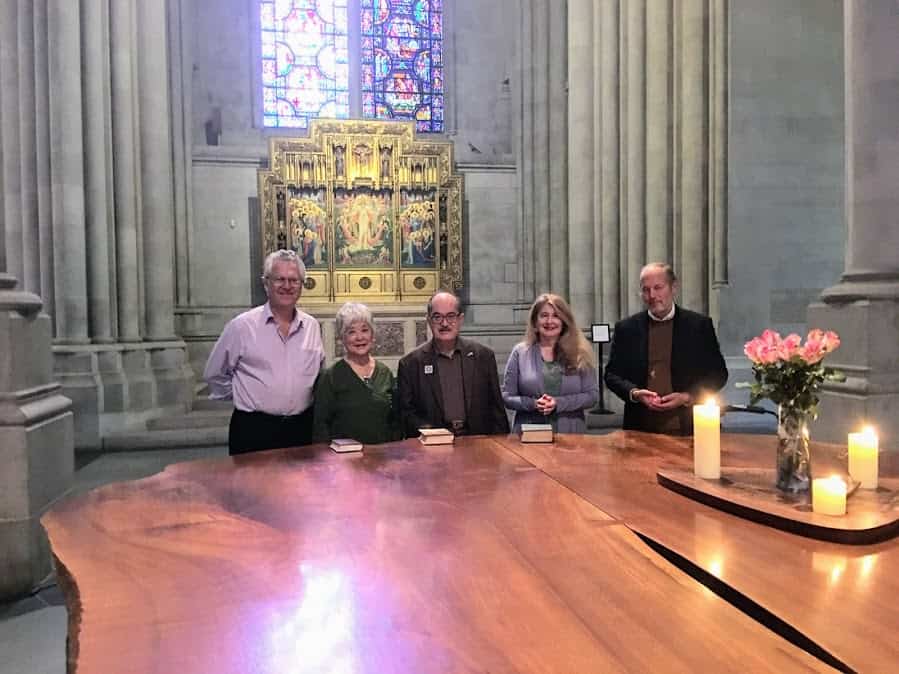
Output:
[262,249,305,282]
[336,302,374,336]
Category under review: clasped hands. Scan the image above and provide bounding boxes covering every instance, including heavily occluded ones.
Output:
[631,389,691,411]
[535,394,557,415]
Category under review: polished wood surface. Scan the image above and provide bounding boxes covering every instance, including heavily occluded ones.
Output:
[656,466,899,544]
[499,432,899,672]
[42,438,828,674]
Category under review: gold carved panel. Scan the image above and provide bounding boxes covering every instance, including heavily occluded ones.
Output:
[258,119,464,306]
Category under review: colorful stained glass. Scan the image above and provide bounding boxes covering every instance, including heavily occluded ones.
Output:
[361,0,444,132]
[260,0,350,128]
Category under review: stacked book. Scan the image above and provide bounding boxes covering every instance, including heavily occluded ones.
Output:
[519,423,554,443]
[418,428,454,446]
[330,438,363,453]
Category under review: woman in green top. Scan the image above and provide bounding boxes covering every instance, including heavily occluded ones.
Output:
[313,302,400,444]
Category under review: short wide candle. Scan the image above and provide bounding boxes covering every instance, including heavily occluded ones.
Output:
[848,427,879,489]
[693,400,721,479]
[812,476,847,517]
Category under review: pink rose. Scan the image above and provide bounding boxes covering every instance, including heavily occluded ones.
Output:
[821,330,841,354]
[744,337,763,363]
[801,329,825,364]
[778,333,802,360]
[758,344,781,364]
[760,329,783,349]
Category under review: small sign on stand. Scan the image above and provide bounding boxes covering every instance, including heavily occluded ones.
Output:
[590,323,613,414]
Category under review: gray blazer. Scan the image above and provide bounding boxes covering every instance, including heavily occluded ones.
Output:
[502,342,598,433]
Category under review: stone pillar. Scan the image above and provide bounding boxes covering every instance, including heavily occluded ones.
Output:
[0,274,73,599]
[18,0,41,295]
[83,0,115,343]
[137,0,177,341]
[623,0,646,316]
[516,0,536,300]
[48,0,90,345]
[532,1,551,294]
[645,0,672,264]
[678,0,709,314]
[548,1,568,297]
[567,0,595,325]
[110,0,142,343]
[598,0,620,321]
[1,0,23,281]
[34,0,55,324]
[808,0,899,448]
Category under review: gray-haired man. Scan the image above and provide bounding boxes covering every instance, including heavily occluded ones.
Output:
[204,249,324,454]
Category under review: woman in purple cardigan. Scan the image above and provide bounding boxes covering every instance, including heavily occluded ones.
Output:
[503,293,598,433]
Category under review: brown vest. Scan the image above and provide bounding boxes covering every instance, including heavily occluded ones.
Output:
[641,319,681,433]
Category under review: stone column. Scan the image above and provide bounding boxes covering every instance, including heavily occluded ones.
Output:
[548,2,568,296]
[34,0,55,323]
[0,274,73,599]
[598,0,620,321]
[567,0,595,325]
[645,0,672,264]
[516,0,536,300]
[110,0,142,342]
[808,0,899,448]
[18,0,41,295]
[1,0,23,281]
[532,0,551,293]
[137,0,177,341]
[48,0,89,345]
[83,0,115,343]
[623,0,646,316]
[678,0,709,314]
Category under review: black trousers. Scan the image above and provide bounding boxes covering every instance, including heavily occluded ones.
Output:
[228,408,314,456]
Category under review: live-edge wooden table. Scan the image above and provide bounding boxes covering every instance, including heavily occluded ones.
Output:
[43,433,857,673]
[497,431,899,673]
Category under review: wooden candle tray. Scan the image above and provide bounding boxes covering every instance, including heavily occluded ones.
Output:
[657,466,899,545]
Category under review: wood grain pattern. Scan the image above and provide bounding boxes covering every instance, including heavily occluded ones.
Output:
[42,438,828,674]
[499,432,899,672]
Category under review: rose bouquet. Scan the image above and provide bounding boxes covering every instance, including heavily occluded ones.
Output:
[743,329,844,492]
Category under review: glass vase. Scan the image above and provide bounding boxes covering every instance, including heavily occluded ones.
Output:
[776,404,810,492]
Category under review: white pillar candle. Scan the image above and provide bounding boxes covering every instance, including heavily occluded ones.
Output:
[693,400,721,479]
[848,427,879,489]
[812,476,847,516]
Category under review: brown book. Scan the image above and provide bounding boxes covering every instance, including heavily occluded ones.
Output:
[418,428,455,445]
[519,424,554,443]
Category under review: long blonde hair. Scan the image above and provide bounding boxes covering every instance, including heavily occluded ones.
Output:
[524,293,595,372]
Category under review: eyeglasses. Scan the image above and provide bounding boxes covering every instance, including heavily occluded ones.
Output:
[268,276,301,287]
[429,312,461,324]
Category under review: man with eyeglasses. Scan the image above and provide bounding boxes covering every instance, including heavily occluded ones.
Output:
[397,291,510,438]
[204,249,324,455]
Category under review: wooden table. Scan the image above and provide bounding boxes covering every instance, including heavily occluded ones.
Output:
[44,435,844,673]
[497,432,899,673]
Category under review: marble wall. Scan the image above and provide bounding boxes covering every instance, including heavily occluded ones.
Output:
[718,0,845,356]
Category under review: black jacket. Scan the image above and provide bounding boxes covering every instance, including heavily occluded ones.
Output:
[397,337,510,438]
[604,306,728,434]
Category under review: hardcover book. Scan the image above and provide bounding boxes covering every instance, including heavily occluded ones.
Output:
[418,428,455,445]
[519,423,554,443]
[330,438,363,453]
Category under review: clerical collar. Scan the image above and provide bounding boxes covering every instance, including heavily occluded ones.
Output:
[648,305,676,322]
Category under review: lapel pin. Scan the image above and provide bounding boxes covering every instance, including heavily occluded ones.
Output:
[424,364,434,374]
[466,351,474,358]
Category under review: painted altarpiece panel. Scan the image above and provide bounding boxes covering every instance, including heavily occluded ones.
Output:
[258,119,462,306]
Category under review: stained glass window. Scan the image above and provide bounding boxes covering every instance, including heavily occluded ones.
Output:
[360,0,444,132]
[261,0,350,128]
[261,0,444,132]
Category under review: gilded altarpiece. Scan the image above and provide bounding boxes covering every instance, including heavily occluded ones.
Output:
[258,119,463,307]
